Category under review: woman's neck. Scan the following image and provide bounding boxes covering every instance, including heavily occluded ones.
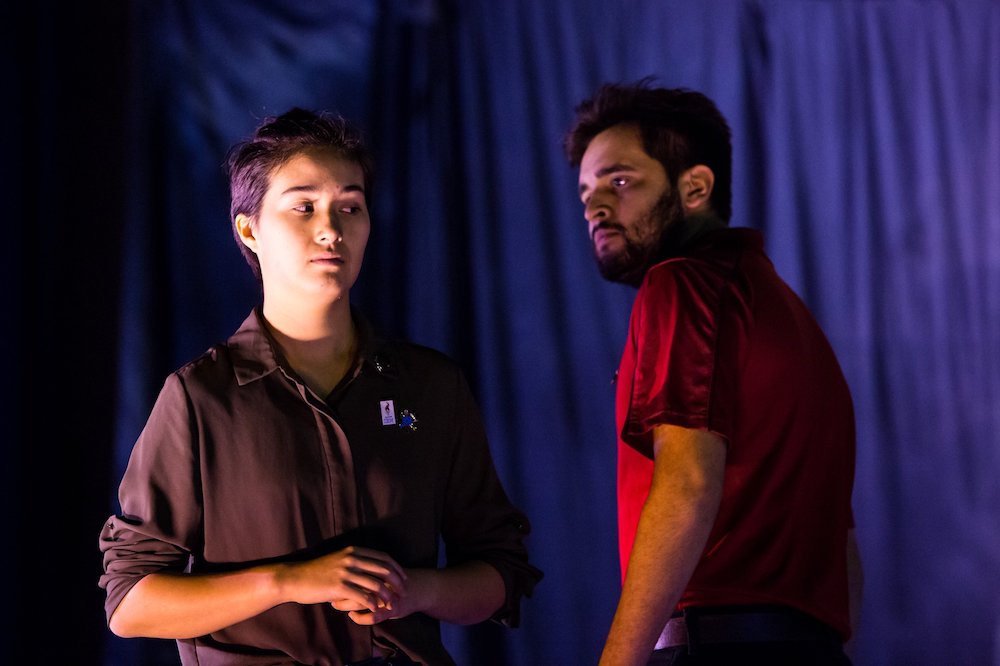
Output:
[261,297,357,398]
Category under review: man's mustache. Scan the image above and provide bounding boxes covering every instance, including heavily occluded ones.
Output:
[592,221,627,240]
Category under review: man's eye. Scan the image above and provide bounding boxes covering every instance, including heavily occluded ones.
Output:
[611,177,628,187]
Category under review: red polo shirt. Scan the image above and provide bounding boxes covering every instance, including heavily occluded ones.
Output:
[615,228,855,640]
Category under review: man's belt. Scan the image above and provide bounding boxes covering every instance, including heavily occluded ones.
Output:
[654,606,841,651]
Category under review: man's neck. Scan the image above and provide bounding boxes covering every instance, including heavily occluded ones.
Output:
[661,213,727,258]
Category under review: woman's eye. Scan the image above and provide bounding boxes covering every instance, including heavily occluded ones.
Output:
[293,202,314,213]
[341,205,363,215]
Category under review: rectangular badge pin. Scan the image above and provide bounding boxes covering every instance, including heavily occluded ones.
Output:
[380,400,396,426]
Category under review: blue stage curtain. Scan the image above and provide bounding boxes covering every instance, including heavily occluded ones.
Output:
[105,2,1000,664]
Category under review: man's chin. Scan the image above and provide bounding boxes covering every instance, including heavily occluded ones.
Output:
[595,254,645,287]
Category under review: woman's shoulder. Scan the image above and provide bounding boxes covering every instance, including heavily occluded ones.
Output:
[370,337,463,379]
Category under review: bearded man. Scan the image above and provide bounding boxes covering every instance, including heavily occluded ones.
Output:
[566,81,862,666]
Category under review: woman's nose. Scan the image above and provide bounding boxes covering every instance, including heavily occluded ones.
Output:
[316,214,344,243]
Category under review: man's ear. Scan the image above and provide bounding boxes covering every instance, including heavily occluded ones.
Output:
[678,165,715,215]
[235,214,258,253]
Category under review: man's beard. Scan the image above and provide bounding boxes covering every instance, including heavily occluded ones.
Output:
[592,190,686,287]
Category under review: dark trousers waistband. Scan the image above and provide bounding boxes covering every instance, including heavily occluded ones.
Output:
[655,605,842,651]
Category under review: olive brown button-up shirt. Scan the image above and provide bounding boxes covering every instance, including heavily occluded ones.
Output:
[100,308,541,665]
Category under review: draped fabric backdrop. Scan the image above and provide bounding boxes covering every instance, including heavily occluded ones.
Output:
[6,1,998,664]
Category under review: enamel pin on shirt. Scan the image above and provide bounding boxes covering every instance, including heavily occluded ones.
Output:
[380,400,418,431]
[399,409,418,431]
[380,400,396,426]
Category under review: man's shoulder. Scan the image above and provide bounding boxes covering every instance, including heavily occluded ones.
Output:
[643,228,765,289]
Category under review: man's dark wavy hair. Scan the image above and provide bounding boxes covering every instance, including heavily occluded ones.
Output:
[564,78,732,221]
[224,108,375,280]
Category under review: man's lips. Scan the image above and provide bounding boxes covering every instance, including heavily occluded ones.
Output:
[592,224,625,248]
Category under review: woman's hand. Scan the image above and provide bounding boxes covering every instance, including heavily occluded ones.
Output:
[343,562,505,626]
[277,546,408,613]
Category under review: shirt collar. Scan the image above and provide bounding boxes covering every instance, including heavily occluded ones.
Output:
[227,307,282,386]
[227,306,395,387]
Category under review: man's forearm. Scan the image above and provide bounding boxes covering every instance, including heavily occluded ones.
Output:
[599,425,726,666]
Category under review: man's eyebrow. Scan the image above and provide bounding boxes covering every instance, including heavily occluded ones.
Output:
[578,163,637,194]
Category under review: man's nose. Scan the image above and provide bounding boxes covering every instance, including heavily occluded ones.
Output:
[585,196,611,224]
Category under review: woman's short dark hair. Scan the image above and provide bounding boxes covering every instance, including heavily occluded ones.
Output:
[224,108,375,279]
[564,79,732,221]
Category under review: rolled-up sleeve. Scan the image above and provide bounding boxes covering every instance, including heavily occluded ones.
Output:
[441,369,542,628]
[99,373,201,622]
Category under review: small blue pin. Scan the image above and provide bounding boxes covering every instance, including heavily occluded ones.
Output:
[398,409,418,431]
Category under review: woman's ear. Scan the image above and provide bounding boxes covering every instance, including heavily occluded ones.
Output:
[678,165,715,215]
[235,214,258,253]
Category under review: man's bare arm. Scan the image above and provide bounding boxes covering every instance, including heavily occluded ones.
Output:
[599,424,726,666]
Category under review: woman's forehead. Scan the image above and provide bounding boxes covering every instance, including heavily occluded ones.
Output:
[268,149,364,192]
